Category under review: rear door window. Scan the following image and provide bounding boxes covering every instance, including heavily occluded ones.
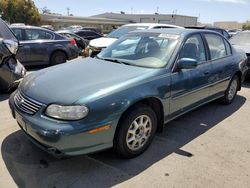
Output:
[25,29,54,40]
[204,34,227,60]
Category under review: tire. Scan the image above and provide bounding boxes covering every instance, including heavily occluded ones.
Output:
[114,104,157,158]
[220,75,239,105]
[50,51,67,65]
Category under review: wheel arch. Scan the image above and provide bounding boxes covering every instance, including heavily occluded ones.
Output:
[116,97,165,134]
[49,49,69,63]
[234,71,242,91]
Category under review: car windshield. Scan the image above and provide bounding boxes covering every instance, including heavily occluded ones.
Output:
[230,32,250,45]
[107,26,149,38]
[97,33,179,68]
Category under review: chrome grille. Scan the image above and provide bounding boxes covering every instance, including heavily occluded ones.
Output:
[14,90,43,115]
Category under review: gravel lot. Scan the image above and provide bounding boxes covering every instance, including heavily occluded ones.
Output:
[0,72,250,188]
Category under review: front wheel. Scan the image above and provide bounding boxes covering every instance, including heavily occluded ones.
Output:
[220,75,239,105]
[114,104,157,158]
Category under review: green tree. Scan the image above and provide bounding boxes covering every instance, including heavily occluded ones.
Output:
[242,24,250,31]
[0,0,40,25]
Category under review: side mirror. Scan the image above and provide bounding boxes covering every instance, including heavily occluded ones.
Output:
[177,58,198,70]
[3,39,18,55]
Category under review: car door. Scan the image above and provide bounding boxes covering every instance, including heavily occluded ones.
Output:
[203,33,234,97]
[21,29,53,64]
[169,34,212,118]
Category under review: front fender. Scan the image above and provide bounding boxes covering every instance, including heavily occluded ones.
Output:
[81,72,172,129]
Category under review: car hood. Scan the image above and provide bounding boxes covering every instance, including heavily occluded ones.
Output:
[89,37,117,48]
[232,44,250,54]
[20,58,158,105]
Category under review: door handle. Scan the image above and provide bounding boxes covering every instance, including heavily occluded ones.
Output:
[204,71,210,75]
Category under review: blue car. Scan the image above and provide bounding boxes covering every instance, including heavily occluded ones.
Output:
[10,26,79,66]
[9,29,248,158]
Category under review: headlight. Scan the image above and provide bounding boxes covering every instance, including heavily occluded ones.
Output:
[46,104,89,120]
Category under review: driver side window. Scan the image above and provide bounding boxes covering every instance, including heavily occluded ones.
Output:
[179,34,206,63]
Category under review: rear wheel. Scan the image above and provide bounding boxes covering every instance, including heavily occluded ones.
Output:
[114,104,157,158]
[50,51,67,65]
[220,75,239,105]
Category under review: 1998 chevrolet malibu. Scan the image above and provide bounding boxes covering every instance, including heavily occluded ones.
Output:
[9,29,248,158]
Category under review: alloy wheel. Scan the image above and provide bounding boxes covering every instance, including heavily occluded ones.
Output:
[126,115,152,151]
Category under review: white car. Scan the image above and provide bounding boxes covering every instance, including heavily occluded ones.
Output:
[87,23,183,57]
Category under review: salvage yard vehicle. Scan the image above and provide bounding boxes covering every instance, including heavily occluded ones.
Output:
[73,30,103,41]
[86,23,183,57]
[10,25,79,66]
[9,29,248,158]
[229,31,250,76]
[56,30,89,55]
[0,18,26,93]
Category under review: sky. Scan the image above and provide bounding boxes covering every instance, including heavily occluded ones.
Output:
[33,0,250,23]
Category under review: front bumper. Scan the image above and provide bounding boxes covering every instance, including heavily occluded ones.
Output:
[9,91,116,157]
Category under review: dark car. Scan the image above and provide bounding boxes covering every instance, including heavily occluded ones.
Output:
[0,19,26,93]
[81,27,102,34]
[230,31,250,76]
[9,29,248,158]
[186,26,231,39]
[56,30,89,55]
[73,30,103,41]
[10,26,79,66]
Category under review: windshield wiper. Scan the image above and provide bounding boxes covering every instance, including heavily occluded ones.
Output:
[96,56,131,65]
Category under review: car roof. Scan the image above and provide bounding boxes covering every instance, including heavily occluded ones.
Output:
[123,23,183,28]
[10,25,53,32]
[185,25,226,30]
[129,28,221,36]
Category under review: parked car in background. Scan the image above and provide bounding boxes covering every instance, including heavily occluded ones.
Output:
[10,23,25,27]
[68,25,84,30]
[9,29,248,158]
[10,25,79,66]
[81,27,102,34]
[73,30,103,41]
[56,30,89,55]
[0,18,26,93]
[185,26,231,39]
[41,25,54,31]
[228,29,241,37]
[230,31,250,76]
[86,23,184,57]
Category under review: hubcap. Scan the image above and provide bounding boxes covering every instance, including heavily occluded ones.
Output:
[126,115,152,151]
[228,79,237,101]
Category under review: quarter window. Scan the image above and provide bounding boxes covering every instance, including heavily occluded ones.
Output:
[179,34,206,62]
[205,34,227,60]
